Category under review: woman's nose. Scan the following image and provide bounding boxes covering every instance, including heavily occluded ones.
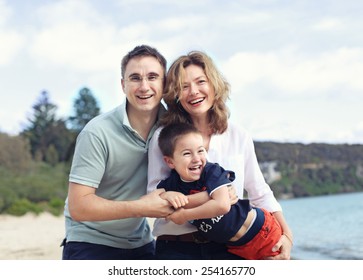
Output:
[189,83,199,95]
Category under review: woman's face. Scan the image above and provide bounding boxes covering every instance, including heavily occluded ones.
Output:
[178,64,215,118]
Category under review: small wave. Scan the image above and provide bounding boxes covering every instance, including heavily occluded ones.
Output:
[293,244,363,260]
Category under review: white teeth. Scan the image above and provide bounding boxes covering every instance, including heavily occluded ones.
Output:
[190,98,204,104]
[138,95,152,99]
[189,165,201,170]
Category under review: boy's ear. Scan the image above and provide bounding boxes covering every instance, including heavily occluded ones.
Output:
[163,156,175,169]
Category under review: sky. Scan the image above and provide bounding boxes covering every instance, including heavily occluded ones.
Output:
[0,0,362,144]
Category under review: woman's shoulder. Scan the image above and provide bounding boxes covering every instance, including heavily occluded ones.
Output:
[224,121,252,140]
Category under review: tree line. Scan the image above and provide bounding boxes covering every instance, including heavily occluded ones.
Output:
[254,141,363,198]
[1,88,362,216]
[0,87,100,215]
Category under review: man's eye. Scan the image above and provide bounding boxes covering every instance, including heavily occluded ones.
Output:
[130,76,142,82]
[147,75,158,81]
[183,152,191,156]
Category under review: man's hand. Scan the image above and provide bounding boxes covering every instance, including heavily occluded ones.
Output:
[139,189,174,218]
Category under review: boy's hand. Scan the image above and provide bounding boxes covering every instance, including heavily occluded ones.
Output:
[160,191,189,209]
[165,208,188,225]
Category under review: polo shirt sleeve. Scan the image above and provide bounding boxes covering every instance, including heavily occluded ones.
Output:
[69,129,107,188]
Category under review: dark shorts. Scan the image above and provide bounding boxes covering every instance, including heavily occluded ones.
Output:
[62,239,155,260]
[155,239,242,260]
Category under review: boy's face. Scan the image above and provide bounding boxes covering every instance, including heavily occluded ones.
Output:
[164,132,207,182]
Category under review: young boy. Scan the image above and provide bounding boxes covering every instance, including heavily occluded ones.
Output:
[156,122,283,260]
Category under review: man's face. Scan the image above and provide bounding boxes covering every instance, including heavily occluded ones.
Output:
[122,56,164,113]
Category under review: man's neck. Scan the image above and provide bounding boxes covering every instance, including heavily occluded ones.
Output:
[127,106,159,141]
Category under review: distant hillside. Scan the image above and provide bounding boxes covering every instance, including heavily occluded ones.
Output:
[254,142,363,198]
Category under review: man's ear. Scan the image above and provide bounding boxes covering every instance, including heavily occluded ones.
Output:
[163,156,175,169]
[121,79,125,93]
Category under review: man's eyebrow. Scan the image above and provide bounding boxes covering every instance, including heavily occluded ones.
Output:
[128,72,160,77]
[147,72,160,76]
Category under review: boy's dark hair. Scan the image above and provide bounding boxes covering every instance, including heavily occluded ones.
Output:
[158,123,200,157]
[121,45,167,79]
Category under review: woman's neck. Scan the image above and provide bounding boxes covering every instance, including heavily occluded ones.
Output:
[192,117,212,151]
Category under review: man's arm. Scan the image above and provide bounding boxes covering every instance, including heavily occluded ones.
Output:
[68,182,174,221]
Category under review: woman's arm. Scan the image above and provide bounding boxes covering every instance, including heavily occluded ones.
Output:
[266,211,293,260]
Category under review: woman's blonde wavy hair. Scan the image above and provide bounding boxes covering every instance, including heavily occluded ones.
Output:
[160,51,230,134]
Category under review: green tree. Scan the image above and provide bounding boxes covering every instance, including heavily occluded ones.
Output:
[22,91,58,160]
[66,87,101,161]
[0,133,32,171]
[68,87,101,132]
[21,91,73,163]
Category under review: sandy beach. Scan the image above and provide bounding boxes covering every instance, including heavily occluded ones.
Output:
[0,212,65,260]
[0,213,156,260]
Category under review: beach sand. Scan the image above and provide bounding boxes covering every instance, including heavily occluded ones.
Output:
[0,213,156,260]
[0,212,65,260]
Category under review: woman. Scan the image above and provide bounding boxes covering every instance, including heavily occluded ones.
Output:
[147,51,293,260]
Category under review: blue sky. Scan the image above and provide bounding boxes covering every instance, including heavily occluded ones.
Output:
[1,0,362,144]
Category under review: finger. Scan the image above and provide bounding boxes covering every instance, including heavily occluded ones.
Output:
[271,242,281,252]
[154,188,166,195]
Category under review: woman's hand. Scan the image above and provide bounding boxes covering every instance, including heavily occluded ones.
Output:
[227,185,238,205]
[265,233,293,260]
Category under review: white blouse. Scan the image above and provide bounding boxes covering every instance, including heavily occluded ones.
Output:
[147,121,282,236]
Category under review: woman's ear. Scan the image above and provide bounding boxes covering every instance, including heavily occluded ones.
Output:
[163,156,175,169]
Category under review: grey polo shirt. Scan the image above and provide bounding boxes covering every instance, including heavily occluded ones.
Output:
[64,101,166,249]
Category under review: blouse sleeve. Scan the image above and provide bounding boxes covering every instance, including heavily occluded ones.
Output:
[147,127,171,194]
[242,129,282,212]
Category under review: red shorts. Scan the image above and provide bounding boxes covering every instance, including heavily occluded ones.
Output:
[227,208,282,260]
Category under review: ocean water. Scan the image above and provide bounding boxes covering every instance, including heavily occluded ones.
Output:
[279,192,363,260]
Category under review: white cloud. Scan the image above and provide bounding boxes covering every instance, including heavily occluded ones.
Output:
[0,0,24,65]
[28,1,124,72]
[312,18,344,31]
[222,47,363,97]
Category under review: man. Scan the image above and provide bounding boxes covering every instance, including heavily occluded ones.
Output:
[62,45,173,260]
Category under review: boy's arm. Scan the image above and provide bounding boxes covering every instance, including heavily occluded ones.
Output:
[185,185,237,209]
[166,186,231,225]
[160,191,189,209]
